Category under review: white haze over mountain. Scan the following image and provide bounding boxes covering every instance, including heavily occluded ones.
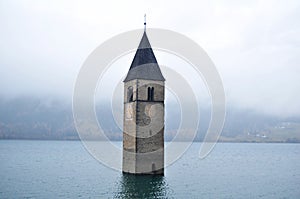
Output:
[0,0,299,117]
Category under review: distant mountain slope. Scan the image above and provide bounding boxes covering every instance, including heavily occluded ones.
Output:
[0,97,299,142]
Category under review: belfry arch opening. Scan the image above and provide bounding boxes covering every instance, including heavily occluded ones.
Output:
[128,86,133,102]
[147,87,154,101]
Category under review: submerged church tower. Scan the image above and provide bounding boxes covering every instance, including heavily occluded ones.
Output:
[122,23,165,175]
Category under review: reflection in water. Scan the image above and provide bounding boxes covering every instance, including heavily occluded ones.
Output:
[114,174,171,198]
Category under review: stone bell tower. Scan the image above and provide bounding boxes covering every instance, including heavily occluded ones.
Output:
[122,24,165,175]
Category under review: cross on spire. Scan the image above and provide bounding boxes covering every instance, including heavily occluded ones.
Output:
[144,14,146,32]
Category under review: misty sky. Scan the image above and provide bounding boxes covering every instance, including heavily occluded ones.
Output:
[0,0,299,117]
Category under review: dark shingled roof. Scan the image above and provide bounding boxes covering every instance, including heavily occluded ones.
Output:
[124,32,165,82]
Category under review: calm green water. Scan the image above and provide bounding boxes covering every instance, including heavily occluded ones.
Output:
[0,140,299,198]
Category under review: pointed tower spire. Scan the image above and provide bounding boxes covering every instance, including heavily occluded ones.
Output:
[124,15,164,82]
[124,30,165,82]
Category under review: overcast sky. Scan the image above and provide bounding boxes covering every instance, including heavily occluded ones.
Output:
[0,0,299,117]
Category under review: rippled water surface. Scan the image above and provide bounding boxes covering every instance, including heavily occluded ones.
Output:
[0,140,299,198]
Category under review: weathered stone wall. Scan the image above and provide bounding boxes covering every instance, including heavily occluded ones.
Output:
[123,79,165,175]
[123,80,137,173]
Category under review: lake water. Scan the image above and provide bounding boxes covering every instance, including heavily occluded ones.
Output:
[0,140,299,198]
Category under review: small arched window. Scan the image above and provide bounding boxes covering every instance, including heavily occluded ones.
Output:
[147,87,154,101]
[128,86,133,102]
[147,87,151,101]
[152,163,156,172]
[151,87,154,101]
